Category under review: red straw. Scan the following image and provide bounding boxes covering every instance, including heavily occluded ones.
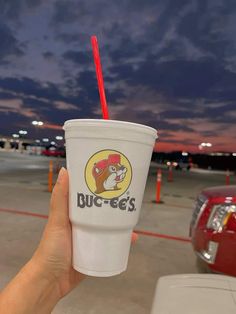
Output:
[91,35,109,119]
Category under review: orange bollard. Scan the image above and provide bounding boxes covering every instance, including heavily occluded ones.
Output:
[48,160,53,192]
[131,232,138,243]
[156,169,162,203]
[226,169,230,185]
[168,165,173,182]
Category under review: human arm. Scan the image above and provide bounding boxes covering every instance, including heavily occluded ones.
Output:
[0,167,137,314]
[0,168,84,314]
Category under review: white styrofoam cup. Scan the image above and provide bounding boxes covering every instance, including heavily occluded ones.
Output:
[63,119,157,277]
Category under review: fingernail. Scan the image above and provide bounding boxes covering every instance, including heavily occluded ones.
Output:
[57,167,66,182]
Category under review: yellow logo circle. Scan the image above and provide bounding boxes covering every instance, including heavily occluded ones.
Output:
[85,149,132,199]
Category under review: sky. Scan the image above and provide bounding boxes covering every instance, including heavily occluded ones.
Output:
[0,0,236,152]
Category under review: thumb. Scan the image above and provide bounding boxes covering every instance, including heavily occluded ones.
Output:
[48,167,69,227]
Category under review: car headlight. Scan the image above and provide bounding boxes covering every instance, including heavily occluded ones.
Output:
[207,204,236,232]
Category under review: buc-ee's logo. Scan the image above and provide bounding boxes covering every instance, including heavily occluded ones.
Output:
[77,150,136,211]
[86,150,132,198]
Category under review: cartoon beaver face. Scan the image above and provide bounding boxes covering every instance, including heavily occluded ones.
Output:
[92,154,127,194]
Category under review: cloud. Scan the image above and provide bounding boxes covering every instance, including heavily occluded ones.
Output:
[159,102,236,125]
[25,0,45,9]
[0,1,23,21]
[63,50,91,65]
[0,0,235,151]
[109,58,236,101]
[42,51,54,60]
[56,32,87,44]
[106,35,149,64]
[0,75,100,126]
[176,1,236,66]
[53,100,78,110]
[51,0,79,25]
[0,98,23,110]
[198,130,218,137]
[0,0,45,20]
[0,98,36,118]
[150,119,194,133]
[0,112,30,136]
[159,109,200,120]
[0,23,24,63]
[0,77,63,101]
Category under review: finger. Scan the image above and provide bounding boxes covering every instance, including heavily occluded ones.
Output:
[131,232,138,243]
[48,167,69,227]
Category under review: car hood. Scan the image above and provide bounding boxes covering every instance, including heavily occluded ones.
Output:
[202,185,236,198]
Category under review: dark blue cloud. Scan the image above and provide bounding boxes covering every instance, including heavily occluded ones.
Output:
[42,51,54,60]
[0,0,44,20]
[177,1,236,60]
[107,36,149,63]
[56,32,88,44]
[0,77,62,101]
[204,102,236,115]
[109,58,236,101]
[0,74,103,125]
[105,88,125,104]
[0,111,63,138]
[0,0,236,150]
[52,0,80,24]
[0,23,24,63]
[134,110,194,132]
[159,109,198,120]
[0,112,29,135]
[0,1,22,20]
[63,50,91,65]
[25,0,43,9]
[0,91,17,99]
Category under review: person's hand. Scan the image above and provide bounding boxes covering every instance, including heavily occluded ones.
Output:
[32,167,138,298]
[32,167,84,299]
[0,168,82,314]
[0,167,138,314]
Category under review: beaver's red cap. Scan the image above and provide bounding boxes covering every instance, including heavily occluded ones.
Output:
[108,154,120,164]
[92,154,120,178]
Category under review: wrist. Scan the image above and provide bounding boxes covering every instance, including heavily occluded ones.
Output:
[0,258,61,314]
[25,258,62,305]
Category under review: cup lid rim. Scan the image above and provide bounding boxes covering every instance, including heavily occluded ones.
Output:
[63,119,157,137]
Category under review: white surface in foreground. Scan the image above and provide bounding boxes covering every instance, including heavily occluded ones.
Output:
[151,274,236,314]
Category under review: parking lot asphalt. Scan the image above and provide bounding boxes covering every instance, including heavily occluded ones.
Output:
[0,150,235,314]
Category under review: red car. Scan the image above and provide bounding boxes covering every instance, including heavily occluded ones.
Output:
[42,147,66,158]
[190,185,236,276]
